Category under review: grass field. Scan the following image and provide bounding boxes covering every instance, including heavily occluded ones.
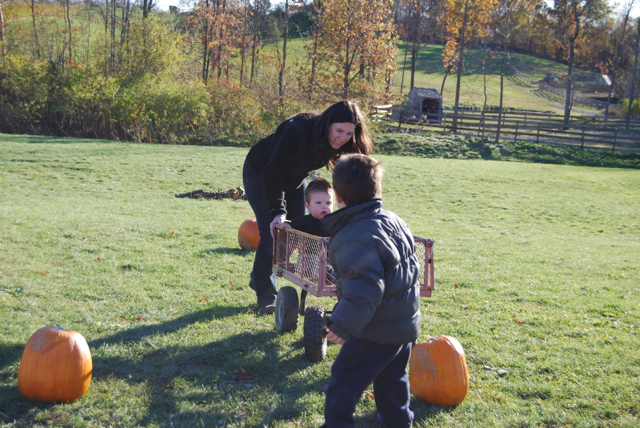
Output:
[1,134,639,427]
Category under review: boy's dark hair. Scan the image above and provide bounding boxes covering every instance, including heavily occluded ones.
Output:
[332,154,384,207]
[305,177,333,201]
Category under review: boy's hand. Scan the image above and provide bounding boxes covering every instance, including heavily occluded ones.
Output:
[326,331,345,344]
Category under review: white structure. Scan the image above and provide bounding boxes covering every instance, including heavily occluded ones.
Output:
[596,75,612,86]
[406,87,443,122]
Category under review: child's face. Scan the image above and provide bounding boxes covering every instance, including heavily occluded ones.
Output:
[305,190,334,220]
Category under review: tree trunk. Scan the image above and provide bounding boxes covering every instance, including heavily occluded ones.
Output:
[31,0,41,59]
[605,2,633,121]
[410,40,419,90]
[400,42,409,94]
[202,0,211,82]
[563,38,576,126]
[278,0,290,101]
[625,18,640,129]
[342,38,351,99]
[1,0,6,59]
[65,0,72,62]
[216,0,227,79]
[495,51,506,144]
[451,0,469,133]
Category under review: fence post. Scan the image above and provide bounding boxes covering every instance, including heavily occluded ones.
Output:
[515,122,519,142]
[536,125,540,143]
[612,129,618,153]
[398,110,403,130]
[581,126,585,149]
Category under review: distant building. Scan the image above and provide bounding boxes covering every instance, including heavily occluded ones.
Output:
[596,75,612,86]
[169,5,180,14]
[406,87,442,122]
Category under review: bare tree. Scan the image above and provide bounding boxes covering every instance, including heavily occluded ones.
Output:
[549,0,606,126]
[626,17,640,129]
[31,0,41,59]
[1,0,6,59]
[605,0,635,120]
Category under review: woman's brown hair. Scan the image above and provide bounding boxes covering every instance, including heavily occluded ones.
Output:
[311,100,373,170]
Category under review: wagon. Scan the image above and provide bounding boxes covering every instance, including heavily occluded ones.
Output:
[272,226,434,362]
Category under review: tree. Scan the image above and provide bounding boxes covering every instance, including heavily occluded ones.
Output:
[604,0,635,120]
[443,0,497,132]
[492,0,542,143]
[395,0,444,92]
[548,0,607,126]
[310,0,397,102]
[195,0,242,83]
[1,0,6,59]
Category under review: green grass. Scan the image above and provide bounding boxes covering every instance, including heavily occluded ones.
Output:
[1,134,639,427]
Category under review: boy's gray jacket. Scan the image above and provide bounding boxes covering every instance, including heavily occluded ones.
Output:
[321,199,422,345]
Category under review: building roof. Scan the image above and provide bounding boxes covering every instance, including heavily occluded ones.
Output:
[410,87,442,99]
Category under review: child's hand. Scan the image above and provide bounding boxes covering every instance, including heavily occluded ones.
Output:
[281,222,292,229]
[327,331,345,344]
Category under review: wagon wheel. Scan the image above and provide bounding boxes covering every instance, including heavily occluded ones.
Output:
[275,286,299,334]
[304,305,327,362]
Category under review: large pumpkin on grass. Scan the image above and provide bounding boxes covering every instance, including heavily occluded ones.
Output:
[409,335,469,407]
[238,219,260,251]
[18,326,93,403]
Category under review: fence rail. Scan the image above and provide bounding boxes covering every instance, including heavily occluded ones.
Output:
[377,107,640,153]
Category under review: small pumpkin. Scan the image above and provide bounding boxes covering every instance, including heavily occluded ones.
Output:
[18,326,93,403]
[409,335,469,407]
[238,219,260,251]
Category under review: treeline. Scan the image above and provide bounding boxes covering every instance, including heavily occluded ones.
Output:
[0,0,637,144]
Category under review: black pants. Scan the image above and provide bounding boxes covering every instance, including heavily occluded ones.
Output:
[242,163,306,306]
[324,338,414,428]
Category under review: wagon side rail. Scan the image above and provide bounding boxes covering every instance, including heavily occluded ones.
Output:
[273,227,435,297]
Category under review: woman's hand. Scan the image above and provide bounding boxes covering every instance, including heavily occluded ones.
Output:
[269,214,287,238]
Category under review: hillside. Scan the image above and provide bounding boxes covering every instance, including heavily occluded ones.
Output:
[392,43,603,115]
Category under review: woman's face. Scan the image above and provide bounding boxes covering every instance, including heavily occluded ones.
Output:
[328,122,356,150]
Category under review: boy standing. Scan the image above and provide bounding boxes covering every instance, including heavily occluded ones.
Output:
[320,154,421,428]
[283,177,334,237]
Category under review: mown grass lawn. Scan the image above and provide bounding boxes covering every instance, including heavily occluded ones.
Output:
[1,134,639,427]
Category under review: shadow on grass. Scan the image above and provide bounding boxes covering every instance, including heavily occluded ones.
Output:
[2,305,453,426]
[198,247,252,257]
[2,305,333,426]
[1,133,116,145]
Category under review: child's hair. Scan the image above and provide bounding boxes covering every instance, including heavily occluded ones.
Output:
[332,154,384,207]
[305,177,333,201]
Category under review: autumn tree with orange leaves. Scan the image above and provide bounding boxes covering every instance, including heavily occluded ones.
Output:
[443,0,497,132]
[308,0,397,103]
[194,0,243,83]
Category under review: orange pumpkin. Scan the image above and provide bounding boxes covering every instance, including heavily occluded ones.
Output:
[18,326,93,403]
[409,335,469,407]
[238,219,260,251]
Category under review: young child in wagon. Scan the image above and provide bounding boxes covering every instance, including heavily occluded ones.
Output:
[282,176,334,237]
[319,154,421,428]
[281,176,336,283]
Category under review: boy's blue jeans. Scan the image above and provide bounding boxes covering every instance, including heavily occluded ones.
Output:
[324,337,414,428]
[242,163,306,306]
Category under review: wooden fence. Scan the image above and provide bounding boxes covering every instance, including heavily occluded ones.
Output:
[377,107,640,153]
